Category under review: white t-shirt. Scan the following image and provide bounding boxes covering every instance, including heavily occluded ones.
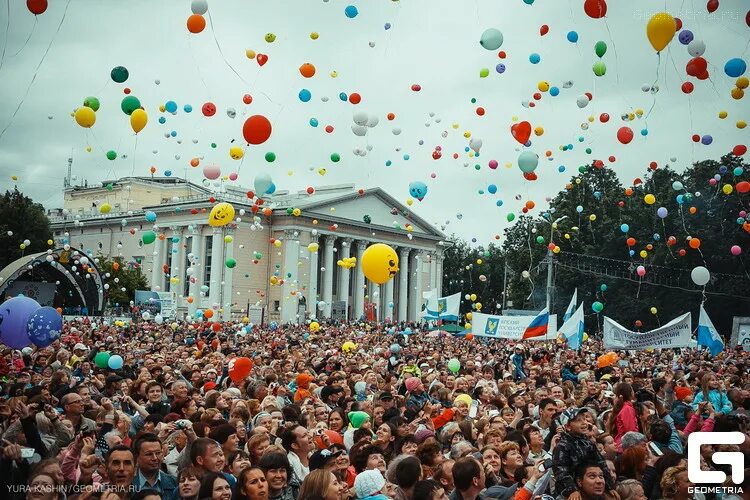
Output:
[287,451,309,482]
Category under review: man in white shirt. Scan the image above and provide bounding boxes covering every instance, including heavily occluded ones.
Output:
[532,398,557,442]
[282,425,313,483]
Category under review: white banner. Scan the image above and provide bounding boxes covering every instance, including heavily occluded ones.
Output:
[157,291,176,319]
[603,313,692,350]
[471,313,556,339]
[424,292,461,321]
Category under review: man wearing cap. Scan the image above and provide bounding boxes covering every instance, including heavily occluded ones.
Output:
[551,408,615,500]
[510,345,526,380]
[321,384,344,411]
[66,343,88,370]
[309,448,343,472]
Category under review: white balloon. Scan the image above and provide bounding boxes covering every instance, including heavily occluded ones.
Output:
[353,111,368,126]
[351,124,368,136]
[687,39,705,57]
[392,127,402,135]
[690,266,710,286]
[191,0,208,14]
[366,115,379,127]
[576,95,590,108]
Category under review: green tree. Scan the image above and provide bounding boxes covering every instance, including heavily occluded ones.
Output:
[0,188,53,270]
[97,256,148,308]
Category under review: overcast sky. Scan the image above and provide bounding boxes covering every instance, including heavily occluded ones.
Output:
[0,0,747,244]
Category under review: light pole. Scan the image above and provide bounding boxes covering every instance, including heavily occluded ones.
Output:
[542,215,567,312]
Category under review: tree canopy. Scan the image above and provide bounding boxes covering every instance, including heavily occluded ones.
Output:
[0,188,53,270]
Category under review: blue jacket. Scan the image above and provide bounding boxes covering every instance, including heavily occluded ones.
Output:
[132,469,179,500]
[691,389,732,415]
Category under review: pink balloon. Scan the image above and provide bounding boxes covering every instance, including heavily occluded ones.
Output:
[731,245,742,256]
[488,159,499,169]
[229,172,239,181]
[636,265,646,277]
[708,178,717,186]
[203,164,221,180]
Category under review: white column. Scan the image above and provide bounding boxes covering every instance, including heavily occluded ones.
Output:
[398,247,410,321]
[208,227,225,310]
[436,251,444,296]
[307,234,319,316]
[384,279,394,322]
[408,251,423,321]
[429,253,438,292]
[353,240,367,320]
[221,228,235,321]
[150,232,164,291]
[187,226,203,317]
[173,227,186,297]
[322,235,335,318]
[337,238,353,319]
[280,230,300,323]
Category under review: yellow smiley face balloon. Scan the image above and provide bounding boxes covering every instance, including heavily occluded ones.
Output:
[208,202,235,227]
[361,243,399,284]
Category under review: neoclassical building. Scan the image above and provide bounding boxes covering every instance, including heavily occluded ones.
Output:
[49,177,446,323]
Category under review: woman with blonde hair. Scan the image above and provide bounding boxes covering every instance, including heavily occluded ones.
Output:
[298,469,345,500]
[691,373,732,415]
[616,478,647,500]
[660,465,693,500]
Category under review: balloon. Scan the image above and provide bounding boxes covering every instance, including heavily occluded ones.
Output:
[187,14,206,33]
[511,121,532,144]
[592,61,607,76]
[314,430,343,450]
[309,321,320,333]
[620,224,629,233]
[592,301,604,313]
[725,58,747,78]
[120,95,141,115]
[74,107,96,128]
[108,355,124,370]
[111,66,129,83]
[225,258,236,268]
[480,28,504,50]
[141,231,156,244]
[191,0,208,15]
[518,151,539,173]
[27,0,47,15]
[567,31,579,43]
[208,202,236,227]
[636,265,646,277]
[0,296,40,349]
[597,352,618,368]
[229,357,253,383]
[691,266,710,286]
[254,173,273,195]
[26,306,62,348]
[202,102,216,116]
[686,57,708,77]
[584,0,607,18]
[644,194,656,205]
[298,89,312,102]
[203,164,221,180]
[361,243,399,284]
[731,245,742,256]
[447,358,461,373]
[594,41,607,57]
[243,115,272,145]
[94,352,111,369]
[344,5,358,18]
[83,96,100,112]
[689,238,701,249]
[617,126,634,144]
[657,207,668,218]
[409,181,428,201]
[130,109,148,134]
[647,12,677,52]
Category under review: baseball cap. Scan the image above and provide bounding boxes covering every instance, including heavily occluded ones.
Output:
[320,385,344,401]
[74,343,88,351]
[378,391,394,401]
[557,407,590,426]
[309,449,342,471]
[105,374,123,384]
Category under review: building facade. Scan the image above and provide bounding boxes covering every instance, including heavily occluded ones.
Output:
[49,177,446,323]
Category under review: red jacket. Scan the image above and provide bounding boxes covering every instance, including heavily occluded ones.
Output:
[614,401,639,452]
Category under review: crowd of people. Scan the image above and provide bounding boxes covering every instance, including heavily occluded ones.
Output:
[0,316,748,500]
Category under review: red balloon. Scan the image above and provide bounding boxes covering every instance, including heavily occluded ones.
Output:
[733,144,747,156]
[737,181,750,193]
[26,0,47,15]
[584,0,607,19]
[692,134,701,142]
[349,93,362,104]
[706,0,719,14]
[540,24,549,36]
[243,94,253,104]
[498,51,507,59]
[202,102,216,117]
[747,10,750,27]
[696,70,710,81]
[242,115,272,145]
[599,113,610,123]
[511,121,532,144]
[617,126,634,145]
[411,84,422,91]
[608,155,616,162]
[681,82,694,94]
[674,17,683,30]
[476,107,485,116]
[229,357,253,383]
[325,125,334,133]
[256,53,269,66]
[686,57,708,77]
[626,237,636,247]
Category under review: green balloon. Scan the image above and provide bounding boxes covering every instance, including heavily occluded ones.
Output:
[211,143,217,148]
[225,258,236,268]
[471,97,477,103]
[286,207,294,215]
[592,301,604,313]
[447,358,461,373]
[265,152,276,162]
[331,153,341,162]
[254,251,263,259]
[94,351,111,369]
[536,236,545,244]
[106,150,117,160]
[105,183,113,191]
[592,61,607,77]
[506,213,515,222]
[83,96,100,112]
[121,96,141,115]
[111,66,129,83]
[594,41,607,58]
[578,165,587,173]
[479,68,489,78]
[141,231,156,245]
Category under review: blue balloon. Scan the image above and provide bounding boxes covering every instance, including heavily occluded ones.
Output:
[733,167,744,176]
[344,5,358,18]
[309,117,318,127]
[403,154,410,160]
[678,30,693,45]
[487,184,497,194]
[195,310,203,319]
[600,284,608,292]
[270,321,278,331]
[641,129,648,136]
[108,354,124,370]
[266,182,276,195]
[385,160,392,166]
[496,63,506,74]
[719,166,728,174]
[657,206,668,218]
[165,101,178,113]
[550,86,560,96]
[183,104,193,113]
[170,130,177,137]
[567,31,579,43]
[339,92,348,101]
[496,200,504,207]
[408,181,428,200]
[629,250,635,256]
[558,165,566,172]
[701,135,713,145]
[0,296,39,349]
[26,306,61,348]
[529,53,541,64]
[384,22,391,30]
[653,233,661,241]
[676,194,684,204]
[620,224,629,233]
[164,170,172,176]
[724,58,747,78]
[576,205,583,213]
[299,89,312,102]
[145,211,157,222]
[158,116,166,124]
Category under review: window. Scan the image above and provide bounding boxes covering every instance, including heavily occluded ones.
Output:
[273,300,280,312]
[203,235,213,288]
[183,236,192,296]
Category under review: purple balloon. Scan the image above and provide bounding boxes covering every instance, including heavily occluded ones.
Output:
[496,63,506,74]
[0,296,40,349]
[657,206,668,218]
[701,135,713,145]
[27,306,63,348]
[678,30,693,45]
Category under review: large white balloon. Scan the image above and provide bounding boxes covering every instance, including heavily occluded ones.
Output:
[351,124,368,136]
[191,0,208,14]
[687,39,705,57]
[353,111,368,126]
[690,266,710,286]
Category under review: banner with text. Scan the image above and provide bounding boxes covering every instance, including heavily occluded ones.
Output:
[603,313,692,350]
[472,313,557,340]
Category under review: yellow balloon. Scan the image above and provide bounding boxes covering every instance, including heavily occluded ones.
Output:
[731,87,745,100]
[309,321,320,332]
[537,81,550,92]
[406,198,413,206]
[737,120,747,129]
[582,332,589,342]
[737,77,749,90]
[466,312,472,320]
[650,307,658,315]
[464,322,472,330]
[463,131,471,138]
[130,109,148,134]
[208,202,235,227]
[229,146,244,160]
[274,240,282,248]
[361,243,399,284]
[589,214,597,222]
[100,203,112,214]
[292,208,301,216]
[718,111,728,119]
[245,49,256,59]
[310,32,319,40]
[224,235,233,243]
[723,184,733,195]
[307,242,319,252]
[475,303,482,310]
[74,107,96,128]
[47,240,53,245]
[330,70,338,78]
[534,126,544,136]
[470,294,477,302]
[639,250,648,258]
[476,259,483,265]
[644,194,656,205]
[646,12,677,52]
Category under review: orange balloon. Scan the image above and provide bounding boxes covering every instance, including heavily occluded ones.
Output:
[204,309,214,319]
[229,357,253,383]
[56,307,62,314]
[465,333,474,340]
[597,351,618,368]
[689,206,697,215]
[190,158,200,167]
[625,188,633,196]
[186,297,194,304]
[525,200,535,210]
[299,63,316,78]
[112,262,120,271]
[689,238,701,249]
[187,14,206,34]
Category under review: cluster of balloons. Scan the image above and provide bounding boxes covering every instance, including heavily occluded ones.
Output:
[0,297,63,349]
[337,257,357,269]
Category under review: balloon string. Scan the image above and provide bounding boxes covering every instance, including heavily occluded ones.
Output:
[130,134,139,176]
[603,19,621,85]
[186,34,211,94]
[206,10,249,87]
[644,53,660,120]
[0,0,10,73]
[0,0,71,144]
[10,15,36,58]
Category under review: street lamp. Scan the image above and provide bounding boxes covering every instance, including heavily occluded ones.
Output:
[540,215,568,311]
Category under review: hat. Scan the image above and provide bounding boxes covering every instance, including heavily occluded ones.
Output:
[348,411,370,429]
[405,377,421,392]
[208,423,237,444]
[454,394,473,408]
[674,386,693,401]
[309,449,343,471]
[600,374,612,381]
[73,343,88,351]
[414,428,435,444]
[225,387,241,399]
[378,391,394,401]
[354,469,386,499]
[320,385,344,402]
[203,381,217,392]
[105,374,123,385]
[557,407,589,426]
[602,390,615,399]
[296,373,314,389]
[503,372,513,379]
